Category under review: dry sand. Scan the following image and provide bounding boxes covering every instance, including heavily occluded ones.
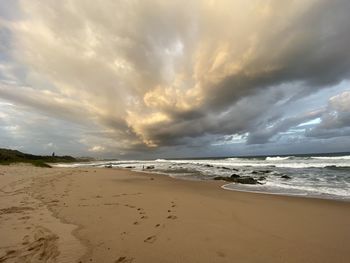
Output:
[0,164,349,263]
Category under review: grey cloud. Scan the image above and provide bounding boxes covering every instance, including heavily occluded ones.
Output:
[139,87,286,146]
[0,0,20,21]
[0,100,138,157]
[0,84,92,125]
[0,102,83,155]
[196,0,350,110]
[306,128,350,139]
[129,0,350,146]
[306,91,350,139]
[247,110,324,144]
[0,86,149,153]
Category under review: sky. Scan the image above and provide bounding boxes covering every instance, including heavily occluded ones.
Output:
[1,0,350,159]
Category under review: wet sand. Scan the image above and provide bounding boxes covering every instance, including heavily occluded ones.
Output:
[0,164,349,262]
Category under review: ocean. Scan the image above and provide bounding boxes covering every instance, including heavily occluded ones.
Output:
[58,154,350,201]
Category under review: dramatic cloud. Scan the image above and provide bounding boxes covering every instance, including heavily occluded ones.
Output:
[1,0,350,157]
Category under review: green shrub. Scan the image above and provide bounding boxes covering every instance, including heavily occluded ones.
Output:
[30,160,52,168]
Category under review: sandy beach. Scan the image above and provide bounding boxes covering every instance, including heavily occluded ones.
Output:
[0,165,349,263]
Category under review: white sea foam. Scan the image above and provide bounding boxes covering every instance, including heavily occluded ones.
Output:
[264,181,350,197]
[265,156,291,161]
[225,157,245,161]
[222,181,350,200]
[311,155,350,160]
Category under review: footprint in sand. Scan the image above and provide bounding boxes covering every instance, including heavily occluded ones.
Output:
[216,251,226,258]
[19,216,31,220]
[115,256,134,263]
[2,250,16,259]
[144,235,157,243]
[167,215,177,220]
[103,203,119,206]
[155,224,160,228]
[133,221,140,225]
[0,227,60,262]
[0,206,34,215]
[22,235,30,245]
[140,215,148,219]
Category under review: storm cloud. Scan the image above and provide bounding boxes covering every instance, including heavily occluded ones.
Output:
[1,0,350,157]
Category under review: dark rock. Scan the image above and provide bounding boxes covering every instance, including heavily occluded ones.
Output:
[258,176,266,181]
[205,164,214,167]
[325,165,337,169]
[214,176,226,181]
[221,167,230,170]
[281,175,291,179]
[252,170,272,174]
[213,175,260,184]
[105,164,112,168]
[146,165,155,169]
[125,166,135,169]
[230,174,240,178]
[235,177,260,184]
[231,168,239,171]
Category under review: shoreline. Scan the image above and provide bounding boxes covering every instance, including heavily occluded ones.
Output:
[1,165,350,262]
[220,183,350,203]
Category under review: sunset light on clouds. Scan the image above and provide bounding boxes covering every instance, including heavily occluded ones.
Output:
[1,0,350,158]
